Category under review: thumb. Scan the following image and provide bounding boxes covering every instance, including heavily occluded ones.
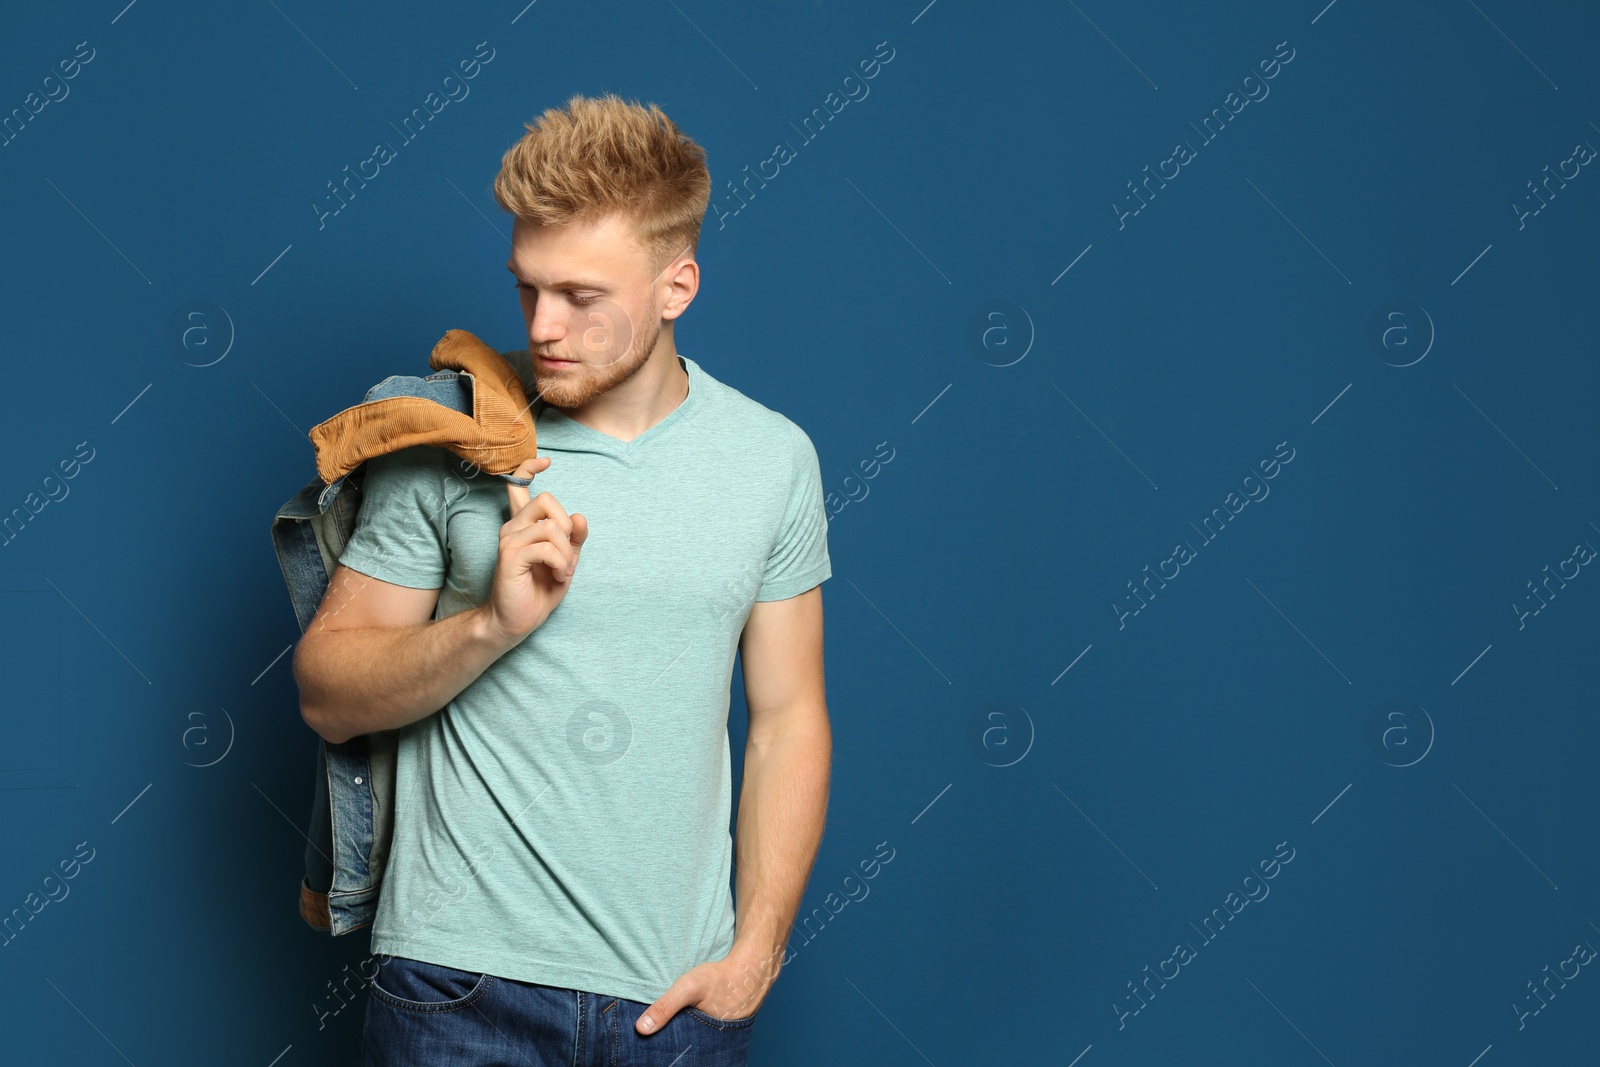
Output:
[636,985,688,1034]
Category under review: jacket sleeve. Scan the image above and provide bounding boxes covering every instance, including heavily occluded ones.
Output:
[335,445,455,590]
[755,423,832,602]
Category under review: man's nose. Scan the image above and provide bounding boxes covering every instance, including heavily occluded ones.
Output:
[527,299,566,343]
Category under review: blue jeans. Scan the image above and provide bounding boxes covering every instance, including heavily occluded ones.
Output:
[361,954,758,1066]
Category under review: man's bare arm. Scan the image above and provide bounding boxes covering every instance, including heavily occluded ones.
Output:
[728,584,831,1000]
[295,458,590,746]
[633,584,830,1033]
[293,563,516,745]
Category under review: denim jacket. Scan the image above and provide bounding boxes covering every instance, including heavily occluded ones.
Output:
[271,356,535,935]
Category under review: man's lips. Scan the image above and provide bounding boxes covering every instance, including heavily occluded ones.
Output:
[537,354,579,366]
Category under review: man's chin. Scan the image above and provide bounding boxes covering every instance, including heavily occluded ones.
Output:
[533,380,589,408]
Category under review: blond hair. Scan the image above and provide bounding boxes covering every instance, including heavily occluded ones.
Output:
[493,93,711,276]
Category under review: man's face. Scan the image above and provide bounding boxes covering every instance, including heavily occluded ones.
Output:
[506,212,668,410]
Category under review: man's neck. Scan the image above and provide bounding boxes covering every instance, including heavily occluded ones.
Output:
[564,348,689,443]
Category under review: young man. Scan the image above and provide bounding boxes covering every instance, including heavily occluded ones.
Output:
[292,93,833,1065]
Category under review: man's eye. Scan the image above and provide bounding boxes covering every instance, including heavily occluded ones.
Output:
[513,282,598,306]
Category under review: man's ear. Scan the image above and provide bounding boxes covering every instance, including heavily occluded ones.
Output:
[661,259,698,320]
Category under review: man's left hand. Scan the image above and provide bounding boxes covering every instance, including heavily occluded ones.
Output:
[635,948,780,1034]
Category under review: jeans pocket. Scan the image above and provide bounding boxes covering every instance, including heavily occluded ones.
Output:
[370,955,494,1014]
[684,1004,759,1030]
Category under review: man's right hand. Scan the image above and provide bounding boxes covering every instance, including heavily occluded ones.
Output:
[478,455,589,647]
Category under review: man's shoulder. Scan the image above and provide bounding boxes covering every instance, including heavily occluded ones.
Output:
[355,442,464,498]
[686,356,814,455]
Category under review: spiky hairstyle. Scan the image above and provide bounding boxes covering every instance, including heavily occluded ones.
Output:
[493,93,711,276]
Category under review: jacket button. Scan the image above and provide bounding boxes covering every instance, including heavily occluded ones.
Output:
[354,776,363,784]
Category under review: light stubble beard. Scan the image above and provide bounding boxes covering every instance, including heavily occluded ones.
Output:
[531,312,664,410]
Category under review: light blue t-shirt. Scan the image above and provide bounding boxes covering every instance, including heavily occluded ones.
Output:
[335,350,831,1004]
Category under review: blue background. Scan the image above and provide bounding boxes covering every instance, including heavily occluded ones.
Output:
[3,0,1598,1063]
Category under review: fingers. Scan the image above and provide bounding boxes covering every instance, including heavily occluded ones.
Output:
[563,513,587,580]
[499,457,586,583]
[568,512,589,551]
[498,513,573,579]
[502,501,583,583]
[510,539,574,584]
[520,489,572,539]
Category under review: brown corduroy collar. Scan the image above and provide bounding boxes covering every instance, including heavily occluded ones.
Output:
[308,329,538,485]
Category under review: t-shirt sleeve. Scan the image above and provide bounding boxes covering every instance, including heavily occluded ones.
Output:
[755,424,832,602]
[335,446,453,590]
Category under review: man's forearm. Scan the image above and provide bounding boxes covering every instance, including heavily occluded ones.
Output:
[295,607,514,744]
[730,707,831,982]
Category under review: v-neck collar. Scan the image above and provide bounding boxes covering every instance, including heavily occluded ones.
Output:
[529,353,700,458]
